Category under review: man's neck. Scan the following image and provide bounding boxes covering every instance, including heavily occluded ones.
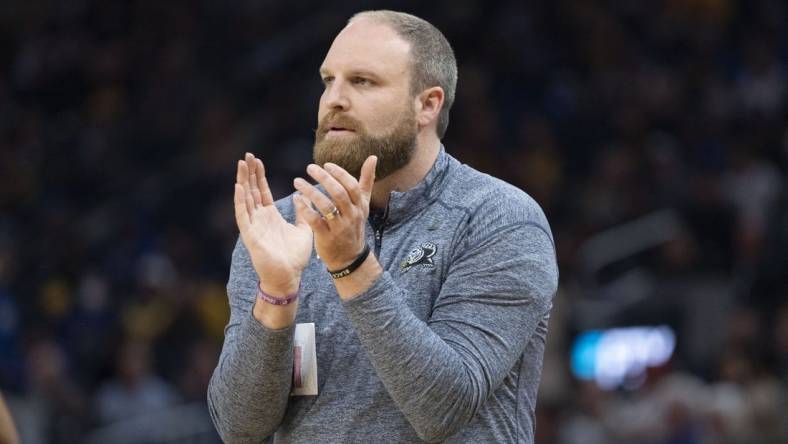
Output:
[370,135,441,210]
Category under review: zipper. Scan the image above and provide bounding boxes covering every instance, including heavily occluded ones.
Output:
[374,226,383,256]
[370,205,389,257]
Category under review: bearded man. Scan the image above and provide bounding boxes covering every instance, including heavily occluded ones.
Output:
[208,10,558,443]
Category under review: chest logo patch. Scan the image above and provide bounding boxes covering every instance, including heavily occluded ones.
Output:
[400,242,437,272]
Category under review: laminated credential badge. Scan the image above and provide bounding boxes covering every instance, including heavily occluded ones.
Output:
[290,322,318,396]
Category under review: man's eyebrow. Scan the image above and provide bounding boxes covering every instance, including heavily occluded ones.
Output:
[348,70,382,79]
[318,68,383,79]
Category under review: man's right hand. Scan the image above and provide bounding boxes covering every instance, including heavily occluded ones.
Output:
[234,152,313,300]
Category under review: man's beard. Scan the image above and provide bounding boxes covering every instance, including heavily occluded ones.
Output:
[313,107,418,180]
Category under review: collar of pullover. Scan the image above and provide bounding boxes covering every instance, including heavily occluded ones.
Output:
[381,145,451,227]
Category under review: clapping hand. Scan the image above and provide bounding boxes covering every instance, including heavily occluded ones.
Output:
[234,153,313,294]
[292,156,378,272]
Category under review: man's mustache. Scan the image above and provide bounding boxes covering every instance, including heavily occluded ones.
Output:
[317,113,363,134]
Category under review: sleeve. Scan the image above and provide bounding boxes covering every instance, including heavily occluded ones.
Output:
[342,222,558,442]
[207,238,294,443]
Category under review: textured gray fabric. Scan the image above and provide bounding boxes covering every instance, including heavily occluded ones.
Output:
[208,148,558,443]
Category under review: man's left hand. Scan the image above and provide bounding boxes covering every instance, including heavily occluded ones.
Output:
[293,156,378,272]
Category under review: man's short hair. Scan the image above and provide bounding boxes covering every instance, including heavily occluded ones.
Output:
[349,10,457,139]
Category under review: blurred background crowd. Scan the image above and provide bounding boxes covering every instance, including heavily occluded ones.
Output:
[1,0,786,443]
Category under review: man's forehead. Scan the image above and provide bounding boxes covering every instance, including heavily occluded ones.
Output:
[320,19,411,75]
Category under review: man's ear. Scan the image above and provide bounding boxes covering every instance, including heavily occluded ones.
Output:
[415,87,444,129]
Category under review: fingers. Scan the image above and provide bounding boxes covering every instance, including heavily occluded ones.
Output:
[294,193,327,232]
[358,155,377,199]
[238,153,275,213]
[305,164,353,214]
[233,183,251,234]
[245,153,263,207]
[323,163,362,205]
[254,158,275,206]
[293,177,337,220]
[237,160,254,215]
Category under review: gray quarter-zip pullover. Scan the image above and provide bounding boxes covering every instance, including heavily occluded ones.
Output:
[208,148,558,443]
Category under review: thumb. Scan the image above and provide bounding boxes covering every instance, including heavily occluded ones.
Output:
[293,194,311,230]
[359,155,377,198]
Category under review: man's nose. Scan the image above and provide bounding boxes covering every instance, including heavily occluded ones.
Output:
[323,81,350,111]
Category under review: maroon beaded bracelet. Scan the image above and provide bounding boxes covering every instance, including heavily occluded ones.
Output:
[257,282,299,306]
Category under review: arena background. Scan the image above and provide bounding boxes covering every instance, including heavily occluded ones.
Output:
[1,1,786,442]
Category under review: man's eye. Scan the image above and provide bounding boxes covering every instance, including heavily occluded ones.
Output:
[352,77,373,86]
[321,77,334,86]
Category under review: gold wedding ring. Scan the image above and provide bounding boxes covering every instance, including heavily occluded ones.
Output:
[324,206,340,221]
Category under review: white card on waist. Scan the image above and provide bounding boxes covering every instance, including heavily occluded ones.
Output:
[290,322,318,396]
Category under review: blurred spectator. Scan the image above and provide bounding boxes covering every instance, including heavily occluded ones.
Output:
[15,338,87,443]
[93,339,179,425]
[0,391,20,444]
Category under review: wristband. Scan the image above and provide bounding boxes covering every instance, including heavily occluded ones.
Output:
[328,244,371,279]
[257,282,299,305]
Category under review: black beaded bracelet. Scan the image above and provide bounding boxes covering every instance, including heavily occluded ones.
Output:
[328,244,371,279]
